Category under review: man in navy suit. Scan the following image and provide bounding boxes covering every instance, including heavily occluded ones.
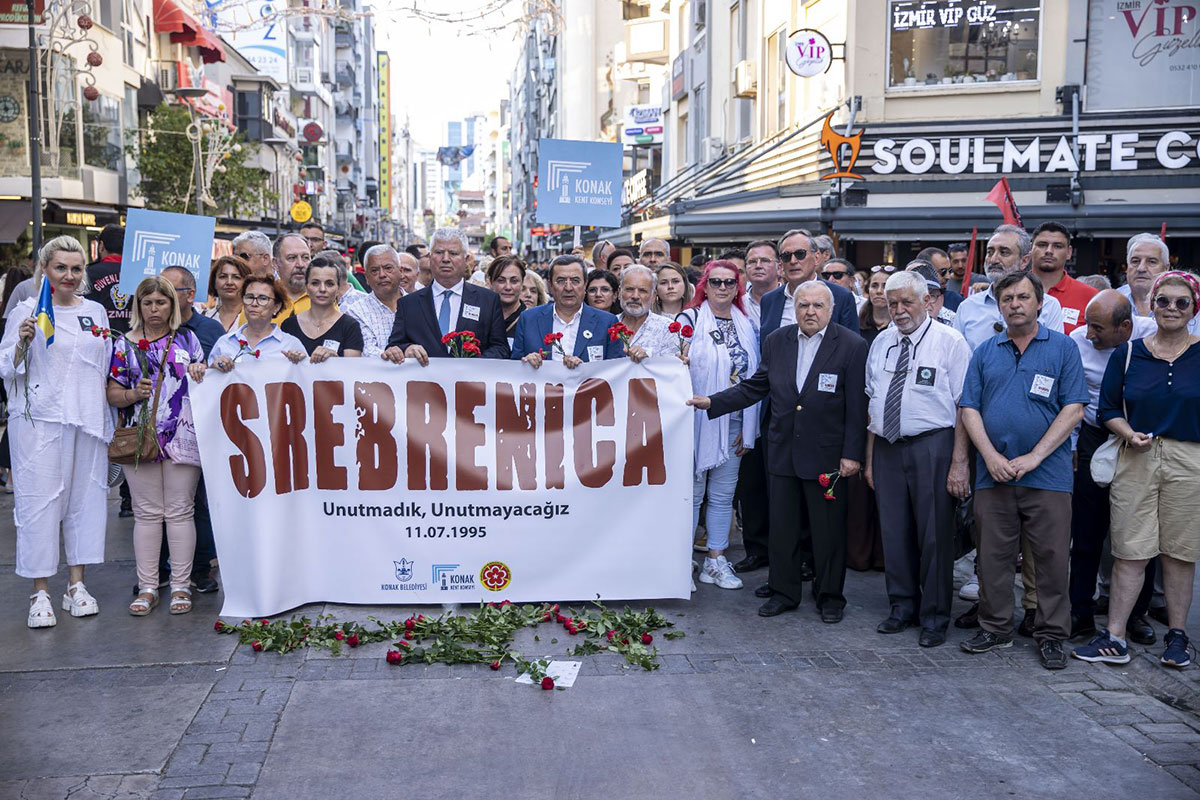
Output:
[511,255,624,368]
[382,228,510,364]
[760,229,860,339]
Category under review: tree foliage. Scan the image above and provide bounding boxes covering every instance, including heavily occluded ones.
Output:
[127,103,268,218]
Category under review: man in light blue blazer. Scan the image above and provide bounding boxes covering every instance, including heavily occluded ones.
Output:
[511,255,625,367]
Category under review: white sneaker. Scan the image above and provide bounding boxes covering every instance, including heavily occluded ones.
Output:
[698,556,744,590]
[959,578,980,601]
[28,590,56,628]
[62,582,99,617]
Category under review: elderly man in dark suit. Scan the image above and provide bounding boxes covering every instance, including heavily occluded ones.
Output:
[383,227,509,364]
[759,229,860,338]
[690,280,868,620]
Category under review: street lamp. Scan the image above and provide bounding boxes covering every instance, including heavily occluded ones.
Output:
[165,87,209,217]
[263,136,290,237]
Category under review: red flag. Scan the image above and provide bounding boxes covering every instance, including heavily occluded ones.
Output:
[1161,222,1167,241]
[962,227,978,299]
[985,177,1023,228]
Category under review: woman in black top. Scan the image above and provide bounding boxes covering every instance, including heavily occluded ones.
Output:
[858,265,896,348]
[585,269,621,315]
[486,255,527,338]
[280,262,364,360]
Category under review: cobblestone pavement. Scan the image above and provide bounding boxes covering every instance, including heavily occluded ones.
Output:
[2,497,1200,798]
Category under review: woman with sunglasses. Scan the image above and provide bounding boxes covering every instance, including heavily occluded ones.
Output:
[1075,271,1200,669]
[678,261,760,591]
[585,270,621,315]
[859,266,897,348]
[203,255,250,332]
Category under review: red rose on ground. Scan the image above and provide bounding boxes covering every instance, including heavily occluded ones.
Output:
[251,641,263,651]
[346,634,360,648]
[398,640,410,648]
[541,677,555,690]
[242,619,250,626]
[260,619,270,626]
[606,630,615,641]
[404,618,415,631]
[818,473,831,488]
[386,650,403,665]
[334,631,345,641]
[680,325,694,338]
[417,615,425,620]
[668,321,682,333]
[551,604,560,613]
[490,661,501,670]
[403,631,413,640]
[642,633,653,644]
[555,614,564,623]
[214,620,224,631]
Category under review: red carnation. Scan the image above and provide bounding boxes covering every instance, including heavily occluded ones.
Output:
[137,339,150,351]
[541,676,555,690]
[253,350,260,358]
[680,325,694,338]
[90,325,100,336]
[334,631,345,641]
[251,641,263,652]
[668,321,682,333]
[386,649,403,665]
[490,661,501,671]
[823,491,835,501]
[110,366,120,378]
[440,332,455,345]
[642,633,653,645]
[818,473,831,488]
[609,328,619,341]
[213,620,224,631]
[346,634,360,648]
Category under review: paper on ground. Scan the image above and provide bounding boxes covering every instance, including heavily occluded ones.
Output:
[515,660,581,687]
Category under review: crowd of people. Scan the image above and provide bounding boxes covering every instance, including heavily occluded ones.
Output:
[2,220,1197,677]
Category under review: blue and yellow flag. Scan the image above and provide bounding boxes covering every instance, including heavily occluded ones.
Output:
[34,277,54,345]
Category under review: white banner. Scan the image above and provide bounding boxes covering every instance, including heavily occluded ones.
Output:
[190,357,695,617]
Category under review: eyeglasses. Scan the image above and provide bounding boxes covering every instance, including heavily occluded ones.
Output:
[1153,295,1194,312]
[779,249,808,262]
[937,267,954,277]
[870,265,898,273]
[822,271,848,280]
[706,278,738,289]
[243,294,276,306]
[235,251,255,260]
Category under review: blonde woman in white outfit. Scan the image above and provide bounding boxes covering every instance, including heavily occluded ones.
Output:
[0,236,115,628]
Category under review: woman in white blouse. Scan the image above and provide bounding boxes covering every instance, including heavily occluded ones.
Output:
[197,276,306,375]
[0,237,114,628]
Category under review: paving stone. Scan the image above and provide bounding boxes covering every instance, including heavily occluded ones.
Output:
[224,762,264,786]
[1107,726,1157,749]
[1137,723,1199,735]
[1164,765,1200,794]
[158,774,229,789]
[1084,690,1143,706]
[182,787,252,799]
[1139,742,1200,765]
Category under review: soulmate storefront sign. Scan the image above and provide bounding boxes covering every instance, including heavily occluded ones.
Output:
[190,358,695,617]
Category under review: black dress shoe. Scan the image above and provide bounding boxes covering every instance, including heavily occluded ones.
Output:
[1127,615,1157,646]
[820,606,844,624]
[954,602,980,629]
[733,554,768,573]
[1149,606,1169,626]
[1018,608,1036,637]
[876,616,915,634]
[758,596,799,617]
[1070,615,1097,641]
[799,562,814,581]
[192,574,219,594]
[754,583,773,599]
[919,628,947,648]
[119,507,134,518]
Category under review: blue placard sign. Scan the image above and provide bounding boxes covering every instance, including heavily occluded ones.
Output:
[536,138,623,228]
[120,209,217,301]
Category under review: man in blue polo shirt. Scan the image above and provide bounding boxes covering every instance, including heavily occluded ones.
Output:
[958,270,1088,670]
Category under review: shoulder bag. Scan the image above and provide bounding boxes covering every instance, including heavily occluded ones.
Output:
[109,332,175,466]
[1090,341,1133,487]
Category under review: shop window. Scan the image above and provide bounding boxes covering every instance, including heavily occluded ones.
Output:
[887,0,1041,89]
[82,92,121,171]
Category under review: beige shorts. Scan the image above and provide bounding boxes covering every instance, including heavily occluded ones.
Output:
[1110,437,1200,562]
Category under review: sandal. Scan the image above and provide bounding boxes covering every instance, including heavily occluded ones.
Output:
[28,590,56,628]
[169,587,193,615]
[129,588,159,616]
[62,581,99,617]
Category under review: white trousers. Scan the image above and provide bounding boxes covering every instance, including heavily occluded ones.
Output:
[11,420,109,579]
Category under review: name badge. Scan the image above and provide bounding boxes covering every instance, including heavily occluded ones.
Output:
[78,315,96,331]
[587,345,604,361]
[322,339,340,351]
[1062,307,1080,326]
[817,373,838,393]
[172,347,189,365]
[915,366,937,387]
[462,304,481,321]
[1031,374,1055,398]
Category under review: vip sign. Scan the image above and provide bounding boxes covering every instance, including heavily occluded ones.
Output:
[1085,0,1200,111]
[784,28,833,78]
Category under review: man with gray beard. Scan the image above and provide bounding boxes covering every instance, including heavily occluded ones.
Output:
[617,265,682,361]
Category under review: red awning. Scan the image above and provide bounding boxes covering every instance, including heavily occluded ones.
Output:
[152,0,225,64]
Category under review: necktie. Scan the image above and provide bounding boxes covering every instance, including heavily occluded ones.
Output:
[882,336,910,444]
[438,289,452,336]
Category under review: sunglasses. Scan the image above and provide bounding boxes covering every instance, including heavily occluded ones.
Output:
[822,271,848,280]
[870,265,898,273]
[1153,295,1194,312]
[779,249,808,262]
[235,251,255,260]
[707,278,738,289]
[937,267,954,277]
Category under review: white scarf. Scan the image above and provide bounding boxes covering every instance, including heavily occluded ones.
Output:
[683,301,760,475]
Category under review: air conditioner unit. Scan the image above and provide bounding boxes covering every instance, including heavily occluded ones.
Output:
[692,0,707,30]
[700,136,724,163]
[734,60,757,98]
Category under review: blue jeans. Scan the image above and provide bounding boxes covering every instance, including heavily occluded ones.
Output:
[693,416,743,552]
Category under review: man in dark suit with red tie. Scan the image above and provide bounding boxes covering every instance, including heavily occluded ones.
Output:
[690,281,868,620]
[383,228,510,364]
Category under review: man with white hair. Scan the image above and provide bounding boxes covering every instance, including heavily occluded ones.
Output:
[348,244,405,357]
[617,265,681,360]
[231,231,274,278]
[812,234,835,270]
[866,271,972,647]
[1118,234,1198,334]
[690,280,868,621]
[953,224,1065,351]
[383,227,509,363]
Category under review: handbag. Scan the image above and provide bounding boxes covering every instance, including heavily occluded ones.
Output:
[163,393,201,467]
[1090,340,1133,488]
[109,333,175,466]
